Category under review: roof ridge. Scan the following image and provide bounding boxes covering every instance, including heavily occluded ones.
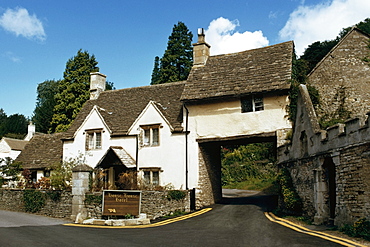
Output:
[209,40,294,58]
[97,80,186,96]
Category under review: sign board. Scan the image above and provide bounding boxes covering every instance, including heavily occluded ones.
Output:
[102,190,141,216]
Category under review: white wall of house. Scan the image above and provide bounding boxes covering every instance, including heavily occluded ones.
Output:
[0,139,21,164]
[129,102,186,189]
[186,95,291,139]
[63,103,187,189]
[184,94,291,190]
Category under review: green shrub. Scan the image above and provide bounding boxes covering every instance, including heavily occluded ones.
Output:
[84,194,102,205]
[341,218,370,241]
[23,190,46,213]
[167,190,186,201]
[277,168,303,214]
[46,190,62,202]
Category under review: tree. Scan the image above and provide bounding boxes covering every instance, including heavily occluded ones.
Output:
[50,49,99,133]
[3,114,28,139]
[0,109,7,138]
[151,56,160,85]
[33,79,60,133]
[151,22,193,85]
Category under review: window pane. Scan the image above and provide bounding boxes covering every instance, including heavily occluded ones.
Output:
[144,171,150,184]
[152,171,159,185]
[95,132,102,149]
[241,98,253,112]
[144,129,150,145]
[88,133,94,149]
[152,128,159,146]
[254,96,264,111]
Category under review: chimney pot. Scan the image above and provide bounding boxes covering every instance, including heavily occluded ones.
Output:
[193,28,210,67]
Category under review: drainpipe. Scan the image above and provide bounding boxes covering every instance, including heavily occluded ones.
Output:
[136,134,139,171]
[184,104,189,190]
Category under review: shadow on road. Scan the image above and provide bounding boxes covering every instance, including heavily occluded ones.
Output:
[220,190,278,212]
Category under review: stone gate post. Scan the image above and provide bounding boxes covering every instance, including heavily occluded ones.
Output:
[71,164,92,222]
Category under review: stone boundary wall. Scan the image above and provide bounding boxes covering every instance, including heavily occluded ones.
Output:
[85,190,191,220]
[0,189,191,220]
[0,189,72,219]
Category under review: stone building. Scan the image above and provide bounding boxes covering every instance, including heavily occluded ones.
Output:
[278,27,370,227]
[60,30,293,208]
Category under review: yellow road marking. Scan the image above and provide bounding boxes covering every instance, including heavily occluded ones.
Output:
[64,208,212,229]
[264,212,367,247]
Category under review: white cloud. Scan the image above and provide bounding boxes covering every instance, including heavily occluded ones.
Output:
[4,51,21,63]
[279,0,370,55]
[205,17,269,55]
[0,7,46,41]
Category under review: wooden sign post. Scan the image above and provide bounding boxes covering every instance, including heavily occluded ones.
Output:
[102,190,141,216]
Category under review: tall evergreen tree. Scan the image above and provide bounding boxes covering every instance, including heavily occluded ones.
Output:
[151,56,160,85]
[50,49,99,133]
[151,22,193,85]
[33,79,59,133]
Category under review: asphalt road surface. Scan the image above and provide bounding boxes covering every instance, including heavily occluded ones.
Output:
[0,190,344,247]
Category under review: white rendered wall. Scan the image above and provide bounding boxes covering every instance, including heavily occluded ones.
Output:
[63,103,187,189]
[185,94,291,190]
[129,103,186,189]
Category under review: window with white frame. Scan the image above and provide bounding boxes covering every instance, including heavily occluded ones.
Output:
[241,95,264,113]
[141,124,160,147]
[86,129,102,150]
[142,169,160,186]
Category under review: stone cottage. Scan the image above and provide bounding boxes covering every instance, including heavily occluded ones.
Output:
[61,30,294,208]
[278,27,370,227]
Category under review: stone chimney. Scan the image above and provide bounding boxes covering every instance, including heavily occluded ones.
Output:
[24,122,35,141]
[193,28,211,67]
[90,72,106,100]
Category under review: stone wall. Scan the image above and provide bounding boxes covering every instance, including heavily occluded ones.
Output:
[85,190,191,220]
[0,189,191,220]
[308,28,370,123]
[0,189,72,219]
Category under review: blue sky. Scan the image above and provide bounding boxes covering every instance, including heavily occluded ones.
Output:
[0,0,369,118]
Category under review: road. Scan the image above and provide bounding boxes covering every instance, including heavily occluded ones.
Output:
[0,191,344,247]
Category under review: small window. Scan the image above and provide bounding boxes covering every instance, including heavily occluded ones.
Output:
[141,125,160,147]
[142,169,160,186]
[86,129,103,150]
[241,95,264,113]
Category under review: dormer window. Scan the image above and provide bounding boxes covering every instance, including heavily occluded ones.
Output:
[241,95,264,113]
[86,129,102,150]
[141,124,160,147]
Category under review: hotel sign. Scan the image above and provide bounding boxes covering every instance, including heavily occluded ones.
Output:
[102,190,141,216]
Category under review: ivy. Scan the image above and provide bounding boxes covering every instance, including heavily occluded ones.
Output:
[84,194,102,205]
[277,168,303,214]
[23,190,46,213]
[167,190,187,201]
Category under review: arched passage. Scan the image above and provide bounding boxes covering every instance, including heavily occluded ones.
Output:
[196,133,277,206]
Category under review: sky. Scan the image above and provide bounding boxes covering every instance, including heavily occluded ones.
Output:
[0,0,369,118]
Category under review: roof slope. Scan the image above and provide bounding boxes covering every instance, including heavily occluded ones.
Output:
[2,137,28,151]
[15,132,66,170]
[181,41,293,102]
[65,81,186,138]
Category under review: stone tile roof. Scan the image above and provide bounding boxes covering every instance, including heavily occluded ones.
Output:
[15,132,66,170]
[2,137,28,151]
[65,81,186,139]
[181,41,293,102]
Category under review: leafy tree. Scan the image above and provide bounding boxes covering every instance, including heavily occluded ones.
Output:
[300,40,338,73]
[151,22,193,85]
[0,157,22,181]
[33,79,60,133]
[3,114,28,139]
[50,49,99,133]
